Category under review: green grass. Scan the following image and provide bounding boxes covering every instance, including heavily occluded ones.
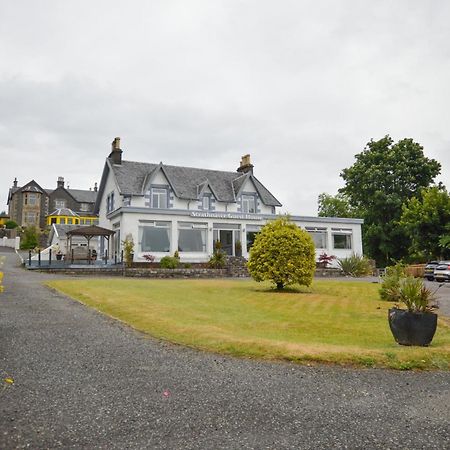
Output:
[45,278,450,370]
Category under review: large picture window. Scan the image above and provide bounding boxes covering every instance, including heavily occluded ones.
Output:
[332,229,352,249]
[305,227,327,249]
[151,188,168,209]
[242,194,256,213]
[178,222,207,252]
[139,222,171,252]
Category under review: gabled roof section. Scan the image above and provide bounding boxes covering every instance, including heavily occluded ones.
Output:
[196,179,219,200]
[20,180,46,194]
[140,163,179,196]
[232,173,250,199]
[249,175,282,207]
[104,159,282,206]
[94,161,111,214]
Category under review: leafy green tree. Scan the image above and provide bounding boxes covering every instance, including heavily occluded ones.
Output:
[340,135,441,265]
[400,187,450,260]
[20,226,39,249]
[317,192,358,218]
[439,231,450,251]
[247,216,316,290]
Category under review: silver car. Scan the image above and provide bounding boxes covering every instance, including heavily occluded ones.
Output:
[434,261,450,282]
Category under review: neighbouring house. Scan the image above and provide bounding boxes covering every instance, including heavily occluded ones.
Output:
[7,177,98,230]
[95,137,363,263]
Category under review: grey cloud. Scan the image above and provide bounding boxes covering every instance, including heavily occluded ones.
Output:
[1,0,449,215]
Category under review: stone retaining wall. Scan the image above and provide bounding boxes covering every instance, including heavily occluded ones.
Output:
[33,259,343,279]
[125,268,228,278]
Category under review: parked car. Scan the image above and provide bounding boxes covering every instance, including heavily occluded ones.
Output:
[434,261,450,282]
[424,261,441,281]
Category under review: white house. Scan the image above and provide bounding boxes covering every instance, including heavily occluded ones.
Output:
[94,138,363,263]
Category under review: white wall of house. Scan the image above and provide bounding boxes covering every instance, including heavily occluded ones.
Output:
[98,169,121,222]
[102,207,363,264]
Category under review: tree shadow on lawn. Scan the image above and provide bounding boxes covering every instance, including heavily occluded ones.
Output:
[253,285,314,295]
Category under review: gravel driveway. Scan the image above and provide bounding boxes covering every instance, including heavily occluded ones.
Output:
[1,248,449,449]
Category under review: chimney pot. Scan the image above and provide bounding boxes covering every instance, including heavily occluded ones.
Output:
[237,154,254,174]
[57,176,65,188]
[109,137,123,164]
[94,182,98,192]
[13,178,18,188]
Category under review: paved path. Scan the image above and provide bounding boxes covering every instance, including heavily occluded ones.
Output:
[1,248,449,449]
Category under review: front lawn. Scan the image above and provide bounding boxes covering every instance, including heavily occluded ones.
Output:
[46,278,450,369]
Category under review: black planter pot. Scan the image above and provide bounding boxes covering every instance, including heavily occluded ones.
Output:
[388,308,437,346]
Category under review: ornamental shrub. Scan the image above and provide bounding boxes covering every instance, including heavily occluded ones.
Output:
[337,254,373,277]
[247,216,316,289]
[208,241,226,268]
[160,256,180,269]
[397,276,435,312]
[379,263,407,301]
[5,220,18,229]
[122,234,135,268]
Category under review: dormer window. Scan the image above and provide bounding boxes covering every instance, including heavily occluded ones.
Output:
[151,187,168,209]
[242,194,256,213]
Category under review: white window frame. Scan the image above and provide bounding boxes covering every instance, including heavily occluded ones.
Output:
[332,228,353,250]
[242,194,256,213]
[202,195,211,211]
[151,188,168,209]
[305,227,328,249]
[139,221,171,252]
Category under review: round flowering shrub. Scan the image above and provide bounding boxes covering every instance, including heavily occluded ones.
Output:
[247,216,316,290]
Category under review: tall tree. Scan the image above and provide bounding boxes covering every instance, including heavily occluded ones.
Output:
[400,187,450,260]
[340,136,441,265]
[317,193,357,218]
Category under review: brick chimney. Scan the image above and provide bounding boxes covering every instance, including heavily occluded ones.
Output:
[237,154,254,174]
[57,176,65,188]
[108,137,123,165]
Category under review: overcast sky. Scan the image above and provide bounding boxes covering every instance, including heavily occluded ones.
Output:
[1,0,449,216]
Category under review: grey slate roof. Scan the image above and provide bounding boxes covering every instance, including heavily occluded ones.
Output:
[44,189,97,203]
[67,189,97,203]
[110,160,282,206]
